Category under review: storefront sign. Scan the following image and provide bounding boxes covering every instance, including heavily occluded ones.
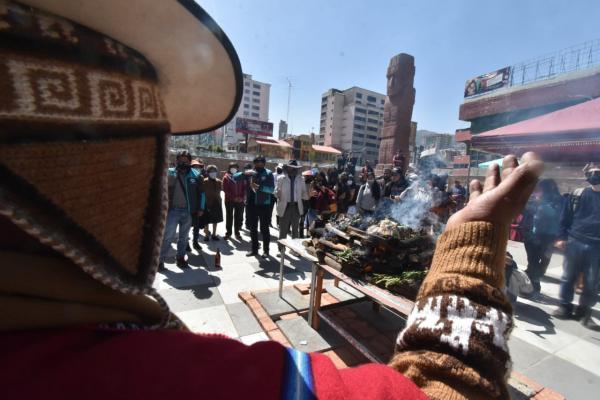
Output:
[464,67,510,98]
[235,117,273,137]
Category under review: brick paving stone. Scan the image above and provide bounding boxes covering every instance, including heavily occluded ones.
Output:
[323,350,348,369]
[532,388,565,400]
[267,329,291,347]
[279,312,300,320]
[238,291,253,302]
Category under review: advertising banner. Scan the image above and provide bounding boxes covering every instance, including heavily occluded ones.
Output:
[235,117,273,137]
[464,67,510,98]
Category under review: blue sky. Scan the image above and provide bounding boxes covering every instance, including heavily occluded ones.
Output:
[201,0,600,135]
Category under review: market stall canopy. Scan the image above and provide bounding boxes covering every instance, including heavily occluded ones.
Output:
[312,145,342,154]
[472,97,600,161]
[256,139,293,148]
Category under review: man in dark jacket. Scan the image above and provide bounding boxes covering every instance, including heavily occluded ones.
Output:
[159,151,205,270]
[553,163,600,329]
[235,155,275,258]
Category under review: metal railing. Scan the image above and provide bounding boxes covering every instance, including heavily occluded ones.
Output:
[509,39,600,87]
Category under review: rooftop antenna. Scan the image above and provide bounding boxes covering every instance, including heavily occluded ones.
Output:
[286,77,292,137]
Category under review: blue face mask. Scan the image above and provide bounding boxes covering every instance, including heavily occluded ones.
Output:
[312,168,319,175]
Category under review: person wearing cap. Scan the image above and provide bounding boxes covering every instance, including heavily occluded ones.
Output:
[553,163,600,329]
[222,162,246,240]
[0,2,545,399]
[275,160,308,247]
[160,151,205,270]
[190,159,207,250]
[234,155,275,258]
[202,165,223,241]
[385,167,409,201]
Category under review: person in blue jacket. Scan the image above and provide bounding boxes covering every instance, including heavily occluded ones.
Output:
[159,151,205,270]
[235,155,274,258]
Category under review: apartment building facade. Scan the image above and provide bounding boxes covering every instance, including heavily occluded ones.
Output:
[318,86,386,164]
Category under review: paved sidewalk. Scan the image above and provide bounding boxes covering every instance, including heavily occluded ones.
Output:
[155,214,600,398]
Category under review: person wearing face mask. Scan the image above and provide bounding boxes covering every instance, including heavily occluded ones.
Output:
[553,163,600,329]
[222,162,246,240]
[202,165,223,241]
[356,172,381,215]
[234,155,275,258]
[275,160,308,248]
[190,159,206,250]
[334,173,354,214]
[160,151,205,270]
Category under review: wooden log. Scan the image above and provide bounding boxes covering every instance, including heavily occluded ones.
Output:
[323,255,343,271]
[325,223,350,241]
[317,238,349,252]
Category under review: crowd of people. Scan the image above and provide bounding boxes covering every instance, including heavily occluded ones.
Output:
[160,151,471,269]
[160,151,600,332]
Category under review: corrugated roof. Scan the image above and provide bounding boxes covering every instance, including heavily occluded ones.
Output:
[312,144,341,154]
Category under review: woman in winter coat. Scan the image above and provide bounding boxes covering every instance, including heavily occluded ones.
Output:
[203,165,224,240]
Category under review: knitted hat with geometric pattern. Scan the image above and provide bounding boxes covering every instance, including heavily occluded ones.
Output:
[0,0,242,295]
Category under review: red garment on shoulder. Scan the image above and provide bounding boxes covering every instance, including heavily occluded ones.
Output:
[0,327,427,399]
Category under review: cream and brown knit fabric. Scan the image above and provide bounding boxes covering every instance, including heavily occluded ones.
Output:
[0,0,170,294]
[390,222,513,400]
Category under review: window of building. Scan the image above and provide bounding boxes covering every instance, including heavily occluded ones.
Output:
[253,83,261,89]
[367,126,378,132]
[380,99,385,105]
[243,104,249,108]
[352,140,362,145]
[243,111,249,116]
[368,110,379,115]
[251,112,259,118]
[355,93,363,99]
[367,134,378,140]
[252,97,260,103]
[354,116,366,122]
[322,96,327,103]
[244,81,250,87]
[367,95,376,102]
[252,105,259,110]
[355,133,365,138]
[365,142,376,148]
[353,124,364,130]
[367,118,378,124]
[355,107,366,114]
[244,89,250,94]
[244,96,249,101]
[252,91,260,96]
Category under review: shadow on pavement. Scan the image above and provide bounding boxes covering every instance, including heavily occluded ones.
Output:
[514,301,556,338]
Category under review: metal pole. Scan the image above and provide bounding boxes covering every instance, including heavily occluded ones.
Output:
[308,262,318,327]
[279,245,286,297]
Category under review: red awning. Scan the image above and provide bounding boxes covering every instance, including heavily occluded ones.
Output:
[476,97,600,138]
[312,144,341,154]
[472,98,600,161]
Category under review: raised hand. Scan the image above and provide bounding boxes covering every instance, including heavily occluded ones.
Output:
[445,152,544,232]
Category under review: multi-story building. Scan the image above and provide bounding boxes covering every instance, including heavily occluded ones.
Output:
[278,120,288,139]
[222,73,271,150]
[318,86,386,164]
[424,133,454,150]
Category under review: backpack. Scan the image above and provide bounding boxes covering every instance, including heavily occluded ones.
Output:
[532,201,560,236]
[569,187,585,214]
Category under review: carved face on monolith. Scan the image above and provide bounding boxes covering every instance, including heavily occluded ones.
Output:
[378,53,415,168]
[387,54,415,99]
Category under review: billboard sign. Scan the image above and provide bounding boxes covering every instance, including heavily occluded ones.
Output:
[235,117,273,137]
[464,67,510,98]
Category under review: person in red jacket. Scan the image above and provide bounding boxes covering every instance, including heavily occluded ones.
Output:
[0,2,543,399]
[222,162,247,240]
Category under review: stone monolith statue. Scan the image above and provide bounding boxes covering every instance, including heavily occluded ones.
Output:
[378,53,415,171]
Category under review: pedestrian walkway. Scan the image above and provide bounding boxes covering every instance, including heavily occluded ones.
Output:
[506,241,600,399]
[155,219,314,345]
[155,219,600,398]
